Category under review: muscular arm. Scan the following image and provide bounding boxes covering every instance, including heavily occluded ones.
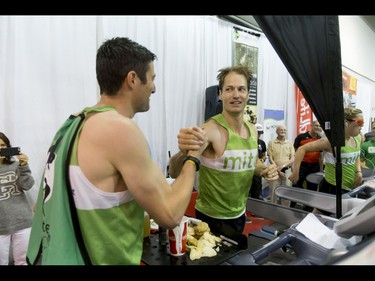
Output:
[168,150,186,179]
[360,145,368,168]
[354,157,363,187]
[169,121,219,178]
[319,152,324,171]
[79,112,206,229]
[289,137,331,184]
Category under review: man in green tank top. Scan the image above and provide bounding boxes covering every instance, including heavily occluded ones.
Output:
[27,37,207,265]
[169,65,278,235]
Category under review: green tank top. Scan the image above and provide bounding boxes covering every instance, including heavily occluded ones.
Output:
[27,106,144,265]
[324,135,361,191]
[195,114,257,219]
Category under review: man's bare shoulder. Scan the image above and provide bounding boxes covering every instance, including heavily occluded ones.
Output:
[93,109,133,125]
[201,119,222,139]
[201,119,220,131]
[83,110,139,140]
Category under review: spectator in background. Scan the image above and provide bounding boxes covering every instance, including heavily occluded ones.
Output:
[364,121,375,142]
[0,132,35,265]
[249,123,267,200]
[361,132,375,169]
[267,125,295,204]
[290,120,323,211]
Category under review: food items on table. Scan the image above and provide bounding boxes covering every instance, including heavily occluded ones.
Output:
[186,220,222,261]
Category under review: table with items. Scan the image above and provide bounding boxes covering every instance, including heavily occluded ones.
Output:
[142,218,246,265]
[142,193,375,265]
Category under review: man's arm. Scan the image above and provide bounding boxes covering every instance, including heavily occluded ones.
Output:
[108,120,206,229]
[319,152,325,172]
[360,145,368,168]
[169,122,212,178]
[289,137,330,184]
[259,139,267,162]
[255,158,278,181]
[354,157,363,187]
[168,150,186,178]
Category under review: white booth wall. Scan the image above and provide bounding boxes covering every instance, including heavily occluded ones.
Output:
[339,16,375,131]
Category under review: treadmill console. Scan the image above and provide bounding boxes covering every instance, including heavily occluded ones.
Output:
[334,195,375,238]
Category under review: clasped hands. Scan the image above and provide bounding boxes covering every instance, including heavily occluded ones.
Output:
[177,127,208,155]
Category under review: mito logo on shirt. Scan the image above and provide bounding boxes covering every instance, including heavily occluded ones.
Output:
[201,149,257,172]
[341,151,360,165]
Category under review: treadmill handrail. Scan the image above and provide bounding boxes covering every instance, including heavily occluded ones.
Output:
[275,186,365,214]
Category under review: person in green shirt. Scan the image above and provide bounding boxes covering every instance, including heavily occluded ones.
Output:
[169,65,278,236]
[290,107,364,215]
[361,132,375,169]
[27,37,207,265]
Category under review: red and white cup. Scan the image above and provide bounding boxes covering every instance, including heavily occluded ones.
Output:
[168,216,189,256]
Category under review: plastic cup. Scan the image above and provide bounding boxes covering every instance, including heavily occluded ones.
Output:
[168,216,189,256]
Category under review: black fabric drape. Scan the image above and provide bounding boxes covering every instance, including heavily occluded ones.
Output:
[254,16,344,217]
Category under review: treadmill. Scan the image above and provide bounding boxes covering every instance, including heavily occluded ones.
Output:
[226,190,375,265]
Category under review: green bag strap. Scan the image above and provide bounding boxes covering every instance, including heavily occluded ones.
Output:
[65,112,92,265]
[66,106,116,265]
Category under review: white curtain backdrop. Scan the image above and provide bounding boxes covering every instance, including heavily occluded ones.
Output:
[257,35,294,146]
[342,66,375,133]
[0,15,296,206]
[98,15,233,174]
[0,16,99,204]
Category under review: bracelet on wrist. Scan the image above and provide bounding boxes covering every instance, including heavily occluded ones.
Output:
[355,170,362,174]
[183,156,200,171]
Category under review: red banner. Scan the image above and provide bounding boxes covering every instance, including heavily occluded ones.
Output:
[295,85,313,135]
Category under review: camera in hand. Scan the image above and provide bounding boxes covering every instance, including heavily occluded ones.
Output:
[0,147,21,157]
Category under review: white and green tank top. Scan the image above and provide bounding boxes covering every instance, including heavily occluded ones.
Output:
[27,106,144,265]
[70,106,144,265]
[324,135,361,191]
[195,114,257,219]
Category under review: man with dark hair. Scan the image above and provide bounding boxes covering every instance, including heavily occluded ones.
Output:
[27,37,207,265]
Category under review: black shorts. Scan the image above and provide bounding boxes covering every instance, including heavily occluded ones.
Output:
[195,209,246,236]
[317,178,350,215]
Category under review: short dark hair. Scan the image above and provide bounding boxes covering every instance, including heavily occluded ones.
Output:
[96,37,157,96]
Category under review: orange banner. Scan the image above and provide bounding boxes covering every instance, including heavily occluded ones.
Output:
[295,85,313,135]
[342,71,357,95]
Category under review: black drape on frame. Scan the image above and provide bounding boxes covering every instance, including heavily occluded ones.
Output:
[254,15,344,217]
